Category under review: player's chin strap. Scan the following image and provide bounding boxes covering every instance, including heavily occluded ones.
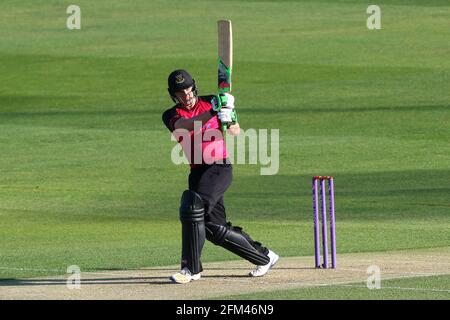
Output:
[168,80,198,103]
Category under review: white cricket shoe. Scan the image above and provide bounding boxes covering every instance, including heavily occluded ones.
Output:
[249,250,279,277]
[170,267,201,284]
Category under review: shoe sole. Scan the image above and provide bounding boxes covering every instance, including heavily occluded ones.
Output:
[170,273,201,284]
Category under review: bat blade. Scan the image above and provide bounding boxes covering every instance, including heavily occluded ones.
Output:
[218,20,232,93]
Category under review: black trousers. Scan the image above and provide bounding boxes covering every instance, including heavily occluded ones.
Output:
[188,162,268,255]
[189,163,232,225]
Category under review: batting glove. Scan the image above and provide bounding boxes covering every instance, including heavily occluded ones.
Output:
[218,108,238,125]
[211,95,223,112]
[220,93,235,109]
[211,93,235,113]
[218,108,233,123]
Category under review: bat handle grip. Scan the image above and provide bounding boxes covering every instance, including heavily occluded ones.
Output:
[221,122,228,133]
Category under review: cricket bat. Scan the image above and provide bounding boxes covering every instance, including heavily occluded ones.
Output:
[217,20,233,132]
[218,20,232,94]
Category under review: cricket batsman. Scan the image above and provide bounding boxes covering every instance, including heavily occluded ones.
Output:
[162,70,279,284]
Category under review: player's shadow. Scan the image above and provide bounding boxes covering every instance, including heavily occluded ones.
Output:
[200,274,250,279]
[0,276,173,286]
[206,266,313,269]
[0,266,314,287]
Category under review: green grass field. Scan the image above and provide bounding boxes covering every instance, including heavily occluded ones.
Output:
[0,0,449,299]
[221,275,450,300]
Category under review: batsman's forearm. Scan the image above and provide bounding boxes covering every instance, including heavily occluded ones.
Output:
[173,109,217,131]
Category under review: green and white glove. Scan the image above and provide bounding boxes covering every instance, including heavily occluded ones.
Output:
[218,108,238,127]
[230,108,238,123]
[220,93,235,109]
[211,93,235,112]
[211,95,222,113]
[212,93,237,131]
[218,108,233,123]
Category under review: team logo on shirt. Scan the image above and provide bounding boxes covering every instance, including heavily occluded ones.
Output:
[175,74,185,84]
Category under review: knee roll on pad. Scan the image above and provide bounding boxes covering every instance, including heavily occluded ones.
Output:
[180,190,205,222]
[205,223,227,244]
[179,190,205,274]
[205,222,270,266]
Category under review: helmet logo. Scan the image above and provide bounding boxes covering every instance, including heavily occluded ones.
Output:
[175,74,185,84]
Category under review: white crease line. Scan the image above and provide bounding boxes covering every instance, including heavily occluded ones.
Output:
[332,267,450,276]
[336,284,450,293]
[209,272,450,294]
[278,273,450,294]
[248,280,450,295]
